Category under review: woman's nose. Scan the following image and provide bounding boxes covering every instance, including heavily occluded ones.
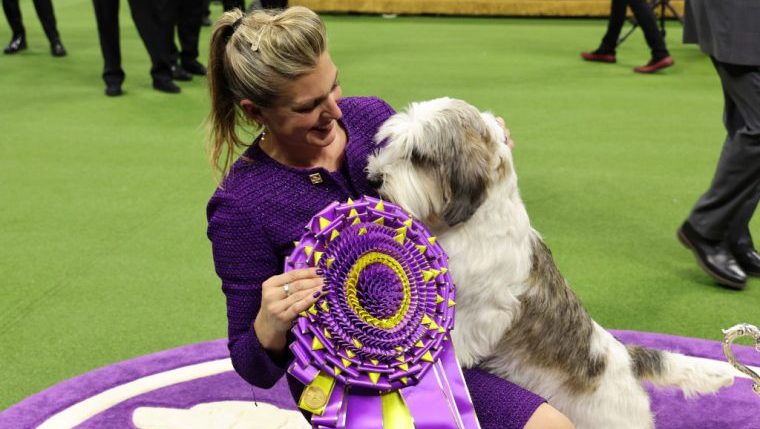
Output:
[324,94,343,119]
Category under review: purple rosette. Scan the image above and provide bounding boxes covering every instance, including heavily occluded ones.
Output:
[286,196,480,429]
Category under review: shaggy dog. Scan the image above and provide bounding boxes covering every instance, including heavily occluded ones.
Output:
[366,98,735,429]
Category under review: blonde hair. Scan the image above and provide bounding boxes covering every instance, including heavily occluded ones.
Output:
[207,6,327,179]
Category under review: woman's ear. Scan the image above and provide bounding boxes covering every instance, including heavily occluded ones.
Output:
[239,99,264,123]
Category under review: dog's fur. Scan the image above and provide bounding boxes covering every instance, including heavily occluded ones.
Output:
[366,98,735,428]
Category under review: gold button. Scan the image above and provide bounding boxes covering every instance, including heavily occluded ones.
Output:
[309,173,323,184]
[302,385,328,409]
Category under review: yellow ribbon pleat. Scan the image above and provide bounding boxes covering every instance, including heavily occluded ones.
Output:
[381,391,415,429]
[298,371,336,416]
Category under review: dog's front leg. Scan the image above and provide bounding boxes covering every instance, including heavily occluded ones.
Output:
[451,288,523,368]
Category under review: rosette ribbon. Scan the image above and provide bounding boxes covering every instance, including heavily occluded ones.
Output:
[286,196,481,429]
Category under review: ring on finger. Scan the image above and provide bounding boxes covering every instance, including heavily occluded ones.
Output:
[283,282,291,298]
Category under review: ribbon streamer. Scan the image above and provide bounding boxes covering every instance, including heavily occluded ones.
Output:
[286,196,481,429]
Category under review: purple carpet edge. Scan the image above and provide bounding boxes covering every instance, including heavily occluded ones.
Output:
[1,330,757,429]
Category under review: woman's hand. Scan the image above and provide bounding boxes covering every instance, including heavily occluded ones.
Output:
[495,116,515,150]
[254,267,325,353]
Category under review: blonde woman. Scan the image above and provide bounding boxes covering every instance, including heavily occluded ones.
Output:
[206,7,573,429]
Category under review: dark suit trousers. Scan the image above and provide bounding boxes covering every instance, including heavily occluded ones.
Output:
[167,0,203,66]
[2,0,60,42]
[93,0,172,85]
[599,0,669,59]
[222,0,244,11]
[93,0,124,85]
[688,58,760,246]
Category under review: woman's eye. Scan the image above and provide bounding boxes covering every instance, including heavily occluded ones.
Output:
[295,105,316,113]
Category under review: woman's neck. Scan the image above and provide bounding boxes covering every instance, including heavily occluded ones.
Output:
[260,126,347,172]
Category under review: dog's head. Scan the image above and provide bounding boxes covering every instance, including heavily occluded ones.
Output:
[367,97,514,229]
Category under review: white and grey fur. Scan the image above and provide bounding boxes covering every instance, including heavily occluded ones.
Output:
[366,97,735,429]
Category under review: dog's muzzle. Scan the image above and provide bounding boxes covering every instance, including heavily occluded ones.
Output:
[367,174,384,189]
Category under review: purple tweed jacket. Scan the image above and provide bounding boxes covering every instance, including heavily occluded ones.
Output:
[207,96,545,428]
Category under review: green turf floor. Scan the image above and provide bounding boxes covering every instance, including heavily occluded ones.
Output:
[1,0,758,411]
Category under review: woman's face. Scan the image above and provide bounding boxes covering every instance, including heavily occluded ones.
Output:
[256,52,343,153]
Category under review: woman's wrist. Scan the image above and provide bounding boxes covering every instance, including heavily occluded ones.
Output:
[253,316,287,354]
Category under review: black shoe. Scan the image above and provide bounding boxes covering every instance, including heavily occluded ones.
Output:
[51,40,67,57]
[730,245,760,277]
[171,65,193,81]
[105,83,123,97]
[677,222,747,289]
[153,79,181,94]
[181,60,207,76]
[201,14,212,27]
[3,35,26,54]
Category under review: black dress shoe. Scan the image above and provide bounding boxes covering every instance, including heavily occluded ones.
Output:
[51,40,67,57]
[153,79,181,94]
[181,60,207,76]
[3,35,26,54]
[677,222,747,289]
[201,14,212,27]
[105,83,123,97]
[171,65,193,81]
[730,245,760,276]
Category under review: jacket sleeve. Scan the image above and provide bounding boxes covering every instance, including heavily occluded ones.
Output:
[207,187,290,388]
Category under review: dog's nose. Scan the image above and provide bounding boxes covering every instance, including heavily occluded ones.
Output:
[367,175,384,189]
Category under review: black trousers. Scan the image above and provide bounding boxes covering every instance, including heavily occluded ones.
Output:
[222,0,244,11]
[167,0,203,66]
[599,0,669,59]
[92,0,172,85]
[2,0,60,42]
[688,58,760,246]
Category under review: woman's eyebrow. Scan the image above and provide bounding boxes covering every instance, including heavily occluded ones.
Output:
[292,71,339,108]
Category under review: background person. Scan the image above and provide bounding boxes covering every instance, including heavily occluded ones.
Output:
[168,0,207,80]
[93,0,181,95]
[2,0,65,55]
[676,0,760,290]
[580,0,673,73]
[205,6,574,429]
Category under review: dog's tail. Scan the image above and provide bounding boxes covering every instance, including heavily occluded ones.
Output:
[627,345,735,397]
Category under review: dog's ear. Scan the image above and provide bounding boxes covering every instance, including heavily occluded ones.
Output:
[441,131,490,226]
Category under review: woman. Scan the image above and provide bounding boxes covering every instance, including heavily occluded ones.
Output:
[206,6,574,428]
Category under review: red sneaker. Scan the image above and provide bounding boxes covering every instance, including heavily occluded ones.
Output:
[633,56,674,73]
[580,51,616,63]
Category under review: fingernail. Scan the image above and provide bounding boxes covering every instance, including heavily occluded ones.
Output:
[313,291,321,298]
[316,268,324,275]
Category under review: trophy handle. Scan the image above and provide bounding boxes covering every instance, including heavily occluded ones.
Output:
[722,323,760,396]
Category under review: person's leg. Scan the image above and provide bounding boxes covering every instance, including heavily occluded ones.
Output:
[92,0,124,91]
[627,0,669,60]
[222,0,244,11]
[463,367,574,429]
[30,0,61,44]
[688,60,760,241]
[127,0,178,91]
[177,0,203,68]
[524,403,575,429]
[2,0,24,35]
[682,59,760,286]
[597,0,629,54]
[2,0,26,53]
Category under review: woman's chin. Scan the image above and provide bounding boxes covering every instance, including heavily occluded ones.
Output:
[308,123,337,146]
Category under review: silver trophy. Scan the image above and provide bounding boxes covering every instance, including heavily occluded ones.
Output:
[722,323,760,396]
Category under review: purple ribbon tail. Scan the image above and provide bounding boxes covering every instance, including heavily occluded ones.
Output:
[401,342,481,429]
[344,392,384,428]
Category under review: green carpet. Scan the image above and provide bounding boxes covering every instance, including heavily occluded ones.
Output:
[1,0,757,411]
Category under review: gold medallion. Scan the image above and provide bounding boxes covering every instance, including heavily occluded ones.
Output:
[302,385,328,409]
